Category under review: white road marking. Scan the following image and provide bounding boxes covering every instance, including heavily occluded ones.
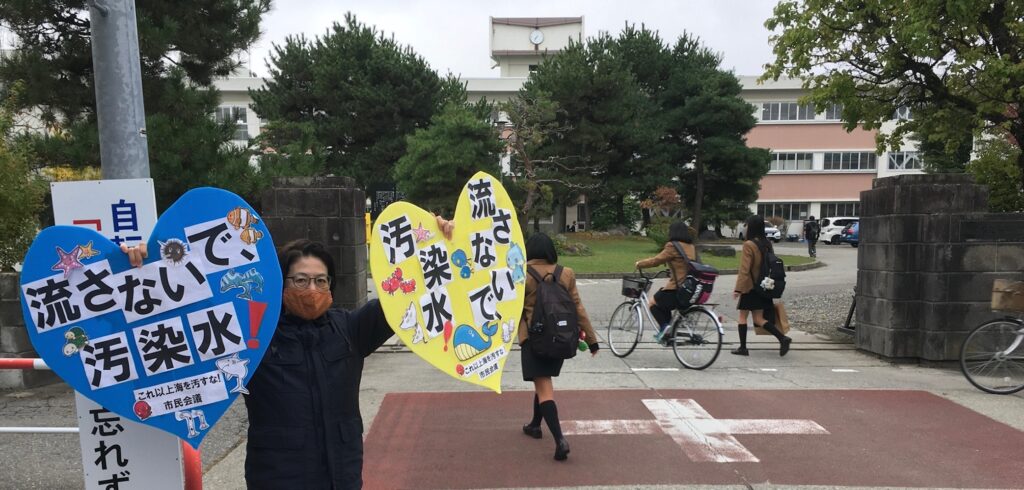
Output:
[831,369,859,373]
[631,367,680,372]
[760,368,778,372]
[563,398,829,463]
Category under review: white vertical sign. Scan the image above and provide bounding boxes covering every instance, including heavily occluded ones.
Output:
[53,179,185,490]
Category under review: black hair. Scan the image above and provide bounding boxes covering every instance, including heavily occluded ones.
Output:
[809,215,816,220]
[668,221,693,244]
[277,239,336,291]
[744,215,767,244]
[525,233,558,264]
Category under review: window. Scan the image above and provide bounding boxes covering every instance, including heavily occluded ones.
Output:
[823,152,877,170]
[214,106,249,141]
[888,151,923,171]
[770,152,814,171]
[761,102,816,121]
[825,103,843,120]
[528,64,538,72]
[757,202,809,221]
[893,105,912,120]
[821,202,860,218]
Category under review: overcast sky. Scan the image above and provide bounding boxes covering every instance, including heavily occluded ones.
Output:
[247,0,780,79]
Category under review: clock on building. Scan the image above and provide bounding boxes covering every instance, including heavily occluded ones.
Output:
[529,29,544,45]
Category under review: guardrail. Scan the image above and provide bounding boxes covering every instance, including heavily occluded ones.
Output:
[0,358,203,490]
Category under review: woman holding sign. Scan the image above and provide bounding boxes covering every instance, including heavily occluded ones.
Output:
[519,233,599,461]
[123,215,455,489]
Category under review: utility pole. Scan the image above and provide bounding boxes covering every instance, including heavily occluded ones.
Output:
[88,0,151,179]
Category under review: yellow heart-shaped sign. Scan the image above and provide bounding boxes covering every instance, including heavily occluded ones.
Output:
[370,172,526,392]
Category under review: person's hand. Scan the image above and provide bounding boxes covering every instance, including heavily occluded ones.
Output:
[634,261,641,270]
[120,243,148,268]
[732,291,741,300]
[589,342,600,357]
[435,215,455,241]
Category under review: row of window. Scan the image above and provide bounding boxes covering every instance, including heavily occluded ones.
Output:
[770,151,923,171]
[756,202,861,221]
[760,102,843,121]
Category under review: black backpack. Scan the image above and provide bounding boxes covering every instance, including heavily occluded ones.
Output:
[526,265,580,359]
[754,239,787,299]
[804,220,820,239]
[670,241,718,306]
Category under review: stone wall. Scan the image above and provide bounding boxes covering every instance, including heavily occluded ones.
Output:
[261,176,368,311]
[0,272,59,389]
[856,173,1024,360]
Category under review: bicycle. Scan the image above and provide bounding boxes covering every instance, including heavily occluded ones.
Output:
[960,316,1024,395]
[606,269,724,369]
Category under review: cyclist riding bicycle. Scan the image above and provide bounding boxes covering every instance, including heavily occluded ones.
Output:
[634,221,697,343]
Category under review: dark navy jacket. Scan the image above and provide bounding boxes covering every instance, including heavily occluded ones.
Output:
[243,300,392,489]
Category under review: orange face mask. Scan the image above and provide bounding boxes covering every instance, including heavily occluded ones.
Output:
[282,287,333,320]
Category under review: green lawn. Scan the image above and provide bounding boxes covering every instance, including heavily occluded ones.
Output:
[558,235,815,274]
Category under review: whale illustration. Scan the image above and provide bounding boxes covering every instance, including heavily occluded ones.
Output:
[452,322,499,361]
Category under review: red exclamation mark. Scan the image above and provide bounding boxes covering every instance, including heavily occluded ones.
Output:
[248,301,268,349]
[443,320,453,352]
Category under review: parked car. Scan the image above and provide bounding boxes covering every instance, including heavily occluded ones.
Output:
[737,223,784,243]
[820,216,858,245]
[840,222,859,247]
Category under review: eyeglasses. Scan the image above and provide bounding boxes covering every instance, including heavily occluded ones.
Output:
[286,274,332,291]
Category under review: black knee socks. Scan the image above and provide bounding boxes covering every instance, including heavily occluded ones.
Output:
[540,400,563,440]
[760,321,786,341]
[737,323,748,348]
[529,394,542,427]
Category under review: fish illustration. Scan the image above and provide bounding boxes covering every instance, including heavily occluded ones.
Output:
[507,244,526,283]
[239,227,264,245]
[452,322,499,361]
[226,207,259,230]
[501,320,515,344]
[216,354,250,395]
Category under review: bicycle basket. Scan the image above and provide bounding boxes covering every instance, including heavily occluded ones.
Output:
[991,279,1024,312]
[621,276,649,299]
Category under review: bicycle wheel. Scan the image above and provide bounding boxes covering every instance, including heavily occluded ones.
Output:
[960,319,1024,394]
[607,302,642,358]
[671,307,723,370]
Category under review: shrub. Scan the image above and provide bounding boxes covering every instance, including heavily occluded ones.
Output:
[553,234,593,257]
[0,101,45,271]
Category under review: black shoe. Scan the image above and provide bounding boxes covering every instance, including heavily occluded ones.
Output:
[780,337,792,357]
[554,437,570,461]
[522,424,542,439]
[730,347,749,356]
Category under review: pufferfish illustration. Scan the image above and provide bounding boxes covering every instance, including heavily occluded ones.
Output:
[451,321,499,362]
[226,207,259,230]
[63,327,89,356]
[506,244,526,283]
[239,227,264,245]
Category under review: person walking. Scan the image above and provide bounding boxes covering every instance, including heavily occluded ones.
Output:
[519,233,599,461]
[730,215,792,357]
[634,221,697,343]
[803,216,820,258]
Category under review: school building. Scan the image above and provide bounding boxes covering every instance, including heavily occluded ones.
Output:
[213,16,922,228]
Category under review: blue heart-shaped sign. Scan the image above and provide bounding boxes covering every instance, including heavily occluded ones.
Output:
[18,187,281,448]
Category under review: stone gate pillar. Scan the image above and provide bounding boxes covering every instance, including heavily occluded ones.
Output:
[856,173,1024,360]
[261,177,368,311]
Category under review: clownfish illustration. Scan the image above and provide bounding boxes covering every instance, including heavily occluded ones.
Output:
[239,227,264,245]
[451,321,499,362]
[226,207,259,230]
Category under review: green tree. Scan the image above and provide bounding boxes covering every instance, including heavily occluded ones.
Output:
[393,103,502,216]
[0,88,46,270]
[522,34,665,226]
[251,14,452,188]
[0,1,271,208]
[968,137,1024,212]
[763,0,1024,176]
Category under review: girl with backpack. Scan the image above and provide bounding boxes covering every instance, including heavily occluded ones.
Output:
[519,233,599,461]
[634,221,698,343]
[732,215,792,357]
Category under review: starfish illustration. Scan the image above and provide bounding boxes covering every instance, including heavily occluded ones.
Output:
[52,246,84,278]
[412,223,433,243]
[77,241,100,260]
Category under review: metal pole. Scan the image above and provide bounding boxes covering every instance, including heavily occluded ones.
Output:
[88,0,151,179]
[0,427,79,434]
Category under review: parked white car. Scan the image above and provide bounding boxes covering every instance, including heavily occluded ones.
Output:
[737,223,782,242]
[820,216,859,245]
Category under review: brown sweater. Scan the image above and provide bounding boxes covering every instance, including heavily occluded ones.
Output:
[518,259,598,345]
[636,241,697,291]
[734,240,765,294]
